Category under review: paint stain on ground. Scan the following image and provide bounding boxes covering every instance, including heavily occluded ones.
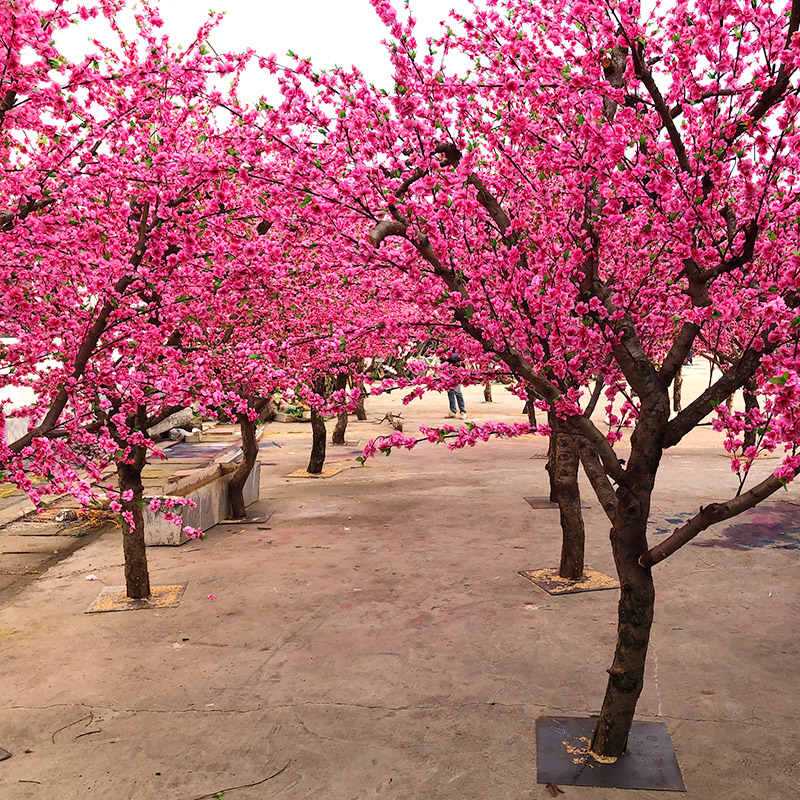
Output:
[649,502,800,551]
[695,503,800,551]
[647,511,696,537]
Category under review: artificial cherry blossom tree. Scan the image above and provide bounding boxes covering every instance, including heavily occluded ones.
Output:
[246,0,800,759]
[0,0,269,597]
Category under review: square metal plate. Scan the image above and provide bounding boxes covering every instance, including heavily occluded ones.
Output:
[86,583,188,613]
[0,747,10,762]
[524,496,590,509]
[215,510,275,526]
[286,467,345,478]
[519,567,618,595]
[536,716,685,791]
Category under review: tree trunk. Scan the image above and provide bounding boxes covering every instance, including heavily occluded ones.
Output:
[524,398,537,426]
[672,366,682,413]
[590,505,655,757]
[117,444,150,600]
[743,380,759,450]
[552,420,585,580]
[355,390,368,421]
[545,411,557,502]
[483,381,493,402]
[307,377,327,474]
[331,372,349,445]
[355,361,368,420]
[229,412,258,519]
[591,453,658,758]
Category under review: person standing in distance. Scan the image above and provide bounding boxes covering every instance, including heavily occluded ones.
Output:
[444,352,466,419]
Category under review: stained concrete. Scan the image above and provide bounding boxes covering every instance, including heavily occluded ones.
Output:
[0,370,798,799]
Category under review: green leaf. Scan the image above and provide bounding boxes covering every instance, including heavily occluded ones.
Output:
[768,372,790,386]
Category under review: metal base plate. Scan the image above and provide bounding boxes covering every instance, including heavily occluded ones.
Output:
[86,583,187,614]
[536,716,685,791]
[0,747,10,762]
[216,510,275,526]
[286,467,345,478]
[519,567,618,595]
[524,496,590,509]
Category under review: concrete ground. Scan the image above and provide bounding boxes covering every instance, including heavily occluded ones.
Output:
[0,368,798,799]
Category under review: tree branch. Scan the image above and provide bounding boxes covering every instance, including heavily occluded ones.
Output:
[659,321,701,386]
[628,41,691,173]
[664,342,777,448]
[639,471,790,568]
[726,0,800,144]
[367,219,407,248]
[576,437,618,522]
[9,201,152,454]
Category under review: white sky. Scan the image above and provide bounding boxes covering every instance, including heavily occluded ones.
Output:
[56,0,475,99]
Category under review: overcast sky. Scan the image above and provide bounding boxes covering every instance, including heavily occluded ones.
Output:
[57,0,475,99]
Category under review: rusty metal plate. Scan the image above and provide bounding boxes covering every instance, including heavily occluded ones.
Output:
[524,496,590,509]
[536,716,685,791]
[0,747,10,762]
[215,509,275,526]
[286,467,345,478]
[86,583,187,614]
[519,567,618,595]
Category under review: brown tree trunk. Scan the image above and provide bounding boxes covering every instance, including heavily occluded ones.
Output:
[591,447,658,758]
[483,381,493,402]
[229,412,258,519]
[307,377,327,474]
[331,372,349,445]
[117,443,150,600]
[743,380,759,450]
[355,391,367,421]
[552,419,585,580]
[545,411,557,502]
[355,361,368,420]
[524,398,537,427]
[672,366,682,413]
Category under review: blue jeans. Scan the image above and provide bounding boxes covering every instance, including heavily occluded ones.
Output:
[448,386,465,414]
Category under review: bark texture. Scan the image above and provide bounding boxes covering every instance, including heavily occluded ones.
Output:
[545,411,557,502]
[355,392,368,421]
[552,421,585,581]
[229,412,258,519]
[590,500,655,757]
[672,366,682,413]
[524,396,537,427]
[117,443,150,600]
[331,372,349,445]
[307,377,327,474]
[355,360,368,420]
[590,391,666,758]
[743,380,759,450]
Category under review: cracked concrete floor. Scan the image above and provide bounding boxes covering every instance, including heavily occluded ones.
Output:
[1,379,799,799]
